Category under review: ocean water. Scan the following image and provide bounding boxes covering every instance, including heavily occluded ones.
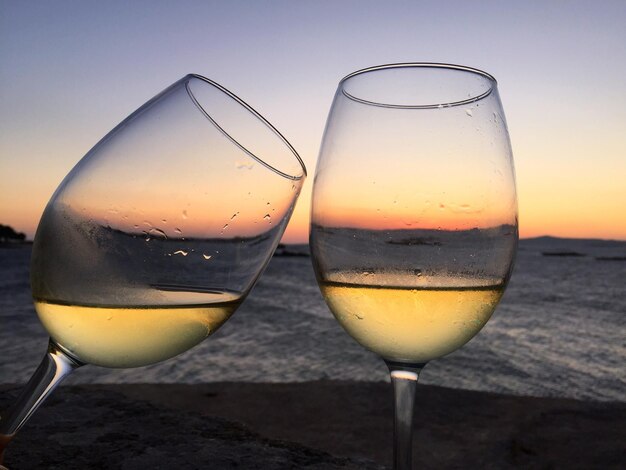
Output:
[0,238,624,402]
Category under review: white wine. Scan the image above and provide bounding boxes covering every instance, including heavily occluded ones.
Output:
[35,294,240,368]
[320,272,503,363]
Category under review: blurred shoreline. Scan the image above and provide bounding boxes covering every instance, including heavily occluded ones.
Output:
[2,381,625,468]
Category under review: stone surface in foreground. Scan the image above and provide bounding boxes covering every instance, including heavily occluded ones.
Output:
[0,387,382,470]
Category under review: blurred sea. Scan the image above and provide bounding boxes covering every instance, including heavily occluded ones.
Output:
[1,237,624,402]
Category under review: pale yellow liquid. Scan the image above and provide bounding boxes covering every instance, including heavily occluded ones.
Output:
[35,297,240,368]
[320,273,503,363]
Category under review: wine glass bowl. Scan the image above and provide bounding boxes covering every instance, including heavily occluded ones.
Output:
[30,74,305,368]
[310,63,517,468]
[0,74,305,460]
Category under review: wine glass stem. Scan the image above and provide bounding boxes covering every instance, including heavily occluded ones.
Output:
[0,339,82,464]
[386,362,424,470]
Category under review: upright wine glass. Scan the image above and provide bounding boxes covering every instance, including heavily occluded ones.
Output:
[310,63,517,469]
[0,74,306,463]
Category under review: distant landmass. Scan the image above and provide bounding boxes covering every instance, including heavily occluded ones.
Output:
[0,224,27,244]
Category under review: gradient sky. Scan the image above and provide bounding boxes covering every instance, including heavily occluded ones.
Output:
[1,0,625,243]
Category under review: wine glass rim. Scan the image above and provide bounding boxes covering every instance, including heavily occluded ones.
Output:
[185,73,307,180]
[339,62,497,109]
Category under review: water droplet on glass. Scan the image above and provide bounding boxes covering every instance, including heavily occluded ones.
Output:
[222,223,229,231]
[264,214,271,221]
[231,212,239,220]
[143,220,152,227]
[439,203,445,209]
[235,160,254,170]
[174,227,182,234]
[161,219,167,224]
[182,210,188,219]
[173,250,188,257]
[465,109,473,117]
[148,228,168,239]
[202,254,212,260]
[133,224,139,229]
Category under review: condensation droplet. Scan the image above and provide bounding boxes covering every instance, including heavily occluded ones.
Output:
[173,250,188,256]
[222,223,229,230]
[231,212,239,219]
[235,160,254,170]
[174,228,182,234]
[202,254,212,260]
[182,210,188,219]
[465,109,473,117]
[161,219,167,224]
[148,228,168,239]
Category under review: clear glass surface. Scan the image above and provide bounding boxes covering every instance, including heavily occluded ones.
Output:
[0,74,305,462]
[310,63,517,469]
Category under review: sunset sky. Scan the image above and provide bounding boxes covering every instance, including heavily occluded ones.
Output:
[1,1,625,243]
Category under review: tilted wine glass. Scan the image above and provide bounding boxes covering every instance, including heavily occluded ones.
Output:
[0,74,306,463]
[310,63,517,469]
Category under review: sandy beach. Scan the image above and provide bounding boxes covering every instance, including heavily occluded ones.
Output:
[2,381,625,469]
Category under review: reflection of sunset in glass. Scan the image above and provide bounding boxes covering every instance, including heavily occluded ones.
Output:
[65,160,299,240]
[312,80,517,233]
[1,2,625,242]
